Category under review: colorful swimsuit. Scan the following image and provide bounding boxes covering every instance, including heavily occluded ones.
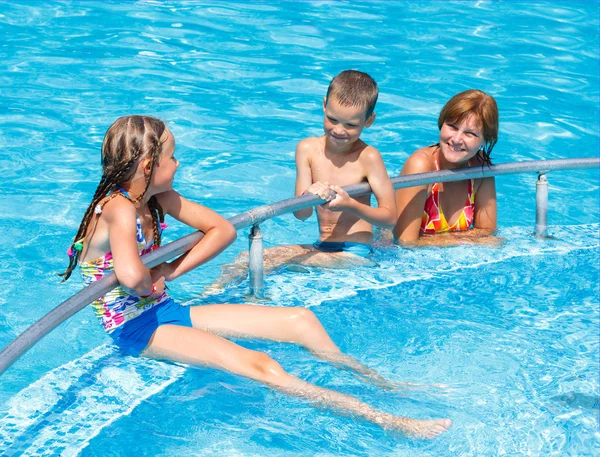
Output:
[80,194,191,355]
[420,159,475,234]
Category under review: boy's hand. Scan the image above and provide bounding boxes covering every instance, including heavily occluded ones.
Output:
[325,185,351,211]
[305,181,337,203]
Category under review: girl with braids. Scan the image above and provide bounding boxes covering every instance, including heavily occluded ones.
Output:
[60,115,451,439]
[393,90,501,246]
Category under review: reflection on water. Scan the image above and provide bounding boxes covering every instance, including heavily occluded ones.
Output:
[0,1,598,456]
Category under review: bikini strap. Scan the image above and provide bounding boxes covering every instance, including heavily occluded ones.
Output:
[433,147,441,172]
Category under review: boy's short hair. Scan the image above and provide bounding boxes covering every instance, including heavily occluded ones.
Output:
[325,70,378,120]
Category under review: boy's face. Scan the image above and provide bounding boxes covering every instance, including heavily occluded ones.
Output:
[322,96,375,148]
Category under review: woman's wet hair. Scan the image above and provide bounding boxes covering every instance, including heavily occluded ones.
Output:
[59,115,166,281]
[438,89,499,166]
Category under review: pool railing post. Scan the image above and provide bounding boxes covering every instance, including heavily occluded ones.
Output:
[248,224,264,297]
[535,172,548,237]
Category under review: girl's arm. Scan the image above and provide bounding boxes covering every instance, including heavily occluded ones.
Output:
[105,197,155,297]
[392,151,432,242]
[154,190,237,281]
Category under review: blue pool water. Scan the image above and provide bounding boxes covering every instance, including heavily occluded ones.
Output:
[0,1,598,456]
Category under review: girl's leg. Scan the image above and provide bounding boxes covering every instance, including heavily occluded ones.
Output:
[142,324,451,439]
[189,304,392,387]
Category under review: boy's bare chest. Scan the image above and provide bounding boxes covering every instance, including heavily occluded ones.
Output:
[311,155,367,186]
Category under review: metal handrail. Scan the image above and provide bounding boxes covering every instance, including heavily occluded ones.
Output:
[0,157,598,375]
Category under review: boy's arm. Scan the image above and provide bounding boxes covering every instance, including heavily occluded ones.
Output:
[293,139,314,221]
[328,148,397,229]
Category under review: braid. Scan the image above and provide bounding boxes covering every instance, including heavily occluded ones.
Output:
[148,196,164,247]
[59,115,167,281]
[58,174,114,281]
[58,144,143,281]
[139,132,164,247]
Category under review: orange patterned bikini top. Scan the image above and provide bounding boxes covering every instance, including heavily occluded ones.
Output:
[420,158,475,234]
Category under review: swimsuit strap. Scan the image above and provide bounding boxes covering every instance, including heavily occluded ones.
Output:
[77,188,132,260]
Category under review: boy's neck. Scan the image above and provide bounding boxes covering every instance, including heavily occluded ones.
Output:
[323,135,362,156]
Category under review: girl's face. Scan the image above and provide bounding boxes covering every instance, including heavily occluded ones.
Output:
[438,114,486,165]
[151,128,179,192]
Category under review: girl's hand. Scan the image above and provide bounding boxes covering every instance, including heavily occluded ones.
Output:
[151,262,173,284]
[151,277,166,296]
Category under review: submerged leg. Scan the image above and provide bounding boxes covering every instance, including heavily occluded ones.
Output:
[142,325,451,439]
[203,245,314,296]
[190,304,393,388]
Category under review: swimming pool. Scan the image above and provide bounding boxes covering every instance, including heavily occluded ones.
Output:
[0,1,598,456]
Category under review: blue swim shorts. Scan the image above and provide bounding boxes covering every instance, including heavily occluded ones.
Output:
[312,241,373,258]
[108,298,192,356]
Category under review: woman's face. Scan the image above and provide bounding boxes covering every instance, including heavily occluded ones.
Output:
[438,114,486,165]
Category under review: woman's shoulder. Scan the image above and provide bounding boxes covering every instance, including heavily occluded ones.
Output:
[401,146,437,175]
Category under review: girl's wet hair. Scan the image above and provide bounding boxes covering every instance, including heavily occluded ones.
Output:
[437,89,499,166]
[59,115,167,281]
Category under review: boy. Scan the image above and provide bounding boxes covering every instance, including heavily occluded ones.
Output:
[209,71,396,291]
[290,70,396,264]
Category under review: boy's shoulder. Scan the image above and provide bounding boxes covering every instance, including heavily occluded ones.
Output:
[296,136,322,154]
[354,141,385,166]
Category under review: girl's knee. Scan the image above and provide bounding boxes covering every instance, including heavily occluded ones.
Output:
[292,307,321,331]
[249,351,286,383]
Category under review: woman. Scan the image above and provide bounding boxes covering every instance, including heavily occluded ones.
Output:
[393,89,499,246]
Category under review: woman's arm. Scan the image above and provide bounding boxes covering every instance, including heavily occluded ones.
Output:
[154,190,237,281]
[392,151,432,242]
[473,176,497,230]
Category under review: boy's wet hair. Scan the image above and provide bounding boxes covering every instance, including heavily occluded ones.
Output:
[437,89,499,166]
[325,70,378,120]
[59,115,166,281]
